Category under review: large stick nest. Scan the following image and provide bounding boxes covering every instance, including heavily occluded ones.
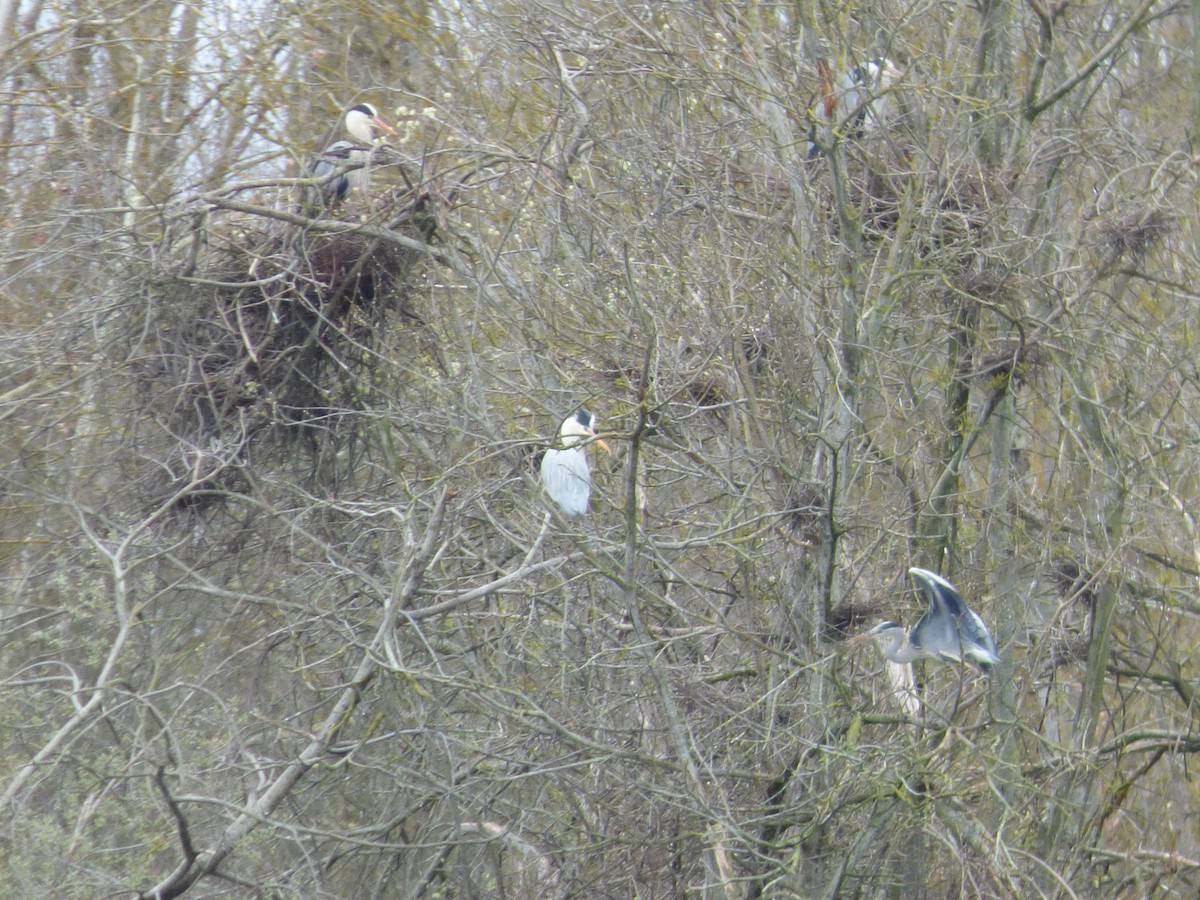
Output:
[137,181,441,507]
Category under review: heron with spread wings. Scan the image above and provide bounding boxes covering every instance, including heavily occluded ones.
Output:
[856,567,1000,673]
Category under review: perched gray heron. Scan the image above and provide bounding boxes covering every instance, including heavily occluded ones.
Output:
[310,102,396,203]
[540,409,609,516]
[857,567,1000,673]
[806,57,902,159]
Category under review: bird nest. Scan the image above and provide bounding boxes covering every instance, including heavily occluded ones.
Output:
[136,185,439,507]
[1096,207,1172,261]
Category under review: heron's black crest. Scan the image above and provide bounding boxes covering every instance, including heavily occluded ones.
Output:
[848,59,890,84]
[573,408,596,430]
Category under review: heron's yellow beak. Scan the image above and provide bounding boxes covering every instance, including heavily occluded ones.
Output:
[592,436,611,452]
[374,116,397,135]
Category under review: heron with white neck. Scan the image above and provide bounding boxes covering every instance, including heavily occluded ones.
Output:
[540,409,610,516]
[856,567,1000,673]
[310,102,396,204]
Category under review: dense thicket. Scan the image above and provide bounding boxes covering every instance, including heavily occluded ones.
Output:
[3,0,1200,896]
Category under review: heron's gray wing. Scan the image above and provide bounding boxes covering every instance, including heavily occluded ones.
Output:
[312,141,355,174]
[540,447,591,516]
[908,567,999,669]
[959,607,999,668]
[907,602,964,661]
[909,567,967,615]
[926,576,999,665]
[312,141,358,198]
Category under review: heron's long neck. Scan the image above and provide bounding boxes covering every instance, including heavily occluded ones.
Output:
[346,116,375,143]
[559,430,590,449]
[884,630,920,664]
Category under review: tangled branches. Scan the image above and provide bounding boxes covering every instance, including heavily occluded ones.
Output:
[134,178,440,507]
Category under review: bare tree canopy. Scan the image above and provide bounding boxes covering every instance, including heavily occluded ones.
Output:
[4,0,1200,896]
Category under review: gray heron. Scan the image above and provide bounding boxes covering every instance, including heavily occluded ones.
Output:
[857,567,1000,673]
[806,57,902,159]
[540,409,609,516]
[311,102,396,203]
